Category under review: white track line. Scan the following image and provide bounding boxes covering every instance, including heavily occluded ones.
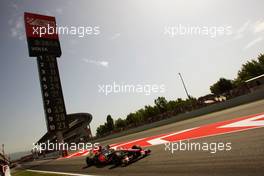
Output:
[147,128,198,145]
[220,114,264,128]
[81,150,91,156]
[112,137,147,149]
[27,169,100,176]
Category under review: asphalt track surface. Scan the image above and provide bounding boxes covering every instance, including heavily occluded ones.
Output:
[22,100,264,176]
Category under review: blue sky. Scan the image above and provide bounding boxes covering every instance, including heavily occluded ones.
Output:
[0,0,264,153]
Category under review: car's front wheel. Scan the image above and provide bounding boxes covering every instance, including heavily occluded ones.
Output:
[86,157,93,166]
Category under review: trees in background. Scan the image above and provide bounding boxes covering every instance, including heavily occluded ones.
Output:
[96,124,109,137]
[154,97,168,113]
[235,54,264,85]
[96,115,114,137]
[210,53,264,95]
[115,118,126,130]
[210,78,234,95]
[106,115,114,131]
[96,97,198,137]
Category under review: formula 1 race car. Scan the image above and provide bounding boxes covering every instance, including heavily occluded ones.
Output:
[85,145,151,167]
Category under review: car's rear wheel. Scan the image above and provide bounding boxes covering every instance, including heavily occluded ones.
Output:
[132,145,142,150]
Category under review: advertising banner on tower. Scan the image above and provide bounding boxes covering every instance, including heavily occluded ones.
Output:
[24,12,62,57]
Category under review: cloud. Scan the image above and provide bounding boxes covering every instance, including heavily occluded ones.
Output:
[55,8,63,15]
[9,16,25,41]
[238,21,250,33]
[8,2,64,41]
[109,33,121,40]
[10,1,19,10]
[253,20,264,33]
[233,20,250,40]
[82,58,109,68]
[244,37,263,49]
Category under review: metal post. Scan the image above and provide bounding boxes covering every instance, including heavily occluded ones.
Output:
[178,73,191,99]
[2,144,6,163]
[2,144,4,157]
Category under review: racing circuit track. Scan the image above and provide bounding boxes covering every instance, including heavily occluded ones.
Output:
[22,100,264,176]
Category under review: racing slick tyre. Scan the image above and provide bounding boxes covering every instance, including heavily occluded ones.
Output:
[143,149,151,156]
[86,157,93,166]
[131,145,142,158]
[111,152,123,166]
[131,145,142,150]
